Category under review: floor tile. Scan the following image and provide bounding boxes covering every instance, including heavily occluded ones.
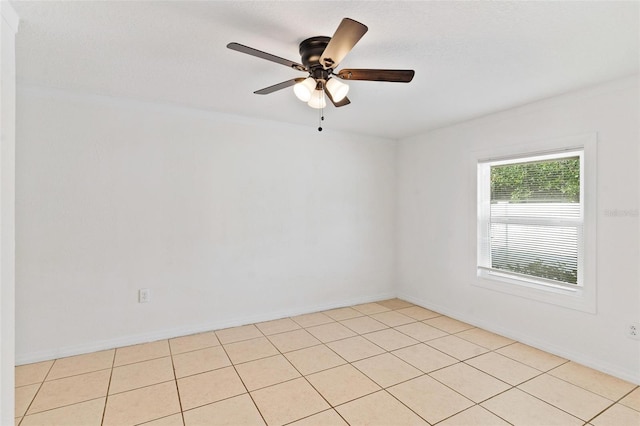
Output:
[370,311,415,327]
[519,373,614,421]
[255,318,300,336]
[376,298,415,310]
[591,403,640,426]
[15,298,640,426]
[251,378,329,425]
[114,340,170,366]
[326,336,385,362]
[15,361,54,387]
[394,322,448,342]
[351,302,391,315]
[305,322,356,343]
[140,413,185,426]
[284,345,346,375]
[353,353,422,388]
[20,397,105,426]
[177,366,246,411]
[323,307,364,321]
[340,316,388,334]
[289,409,348,425]
[336,390,428,425]
[290,312,334,328]
[548,361,637,400]
[424,316,475,333]
[388,375,474,424]
[215,324,262,344]
[426,335,489,360]
[430,362,510,403]
[363,328,419,351]
[235,354,300,391]
[169,331,219,355]
[28,369,110,414]
[396,306,441,320]
[103,381,181,426]
[438,405,511,426]
[15,384,39,417]
[466,352,541,385]
[496,342,567,371]
[172,346,231,378]
[306,364,380,406]
[224,337,279,364]
[456,328,515,350]
[619,387,640,411]
[183,394,264,425]
[267,329,320,353]
[392,343,458,373]
[482,388,584,426]
[109,356,174,394]
[46,349,114,380]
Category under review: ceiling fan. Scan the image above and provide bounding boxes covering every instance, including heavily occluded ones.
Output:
[227,18,415,114]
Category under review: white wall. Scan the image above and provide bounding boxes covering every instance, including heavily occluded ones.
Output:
[1,1,19,421]
[15,88,396,363]
[397,75,640,383]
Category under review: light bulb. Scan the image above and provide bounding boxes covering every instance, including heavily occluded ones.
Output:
[326,78,349,102]
[293,77,316,102]
[307,89,326,109]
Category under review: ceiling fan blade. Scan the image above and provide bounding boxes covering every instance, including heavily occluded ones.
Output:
[254,78,305,95]
[319,18,368,70]
[324,86,351,107]
[227,42,306,71]
[337,69,415,83]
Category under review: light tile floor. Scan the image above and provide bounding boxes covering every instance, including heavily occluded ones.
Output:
[14,299,640,425]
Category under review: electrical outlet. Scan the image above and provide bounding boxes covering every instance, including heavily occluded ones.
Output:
[628,323,640,340]
[139,288,151,303]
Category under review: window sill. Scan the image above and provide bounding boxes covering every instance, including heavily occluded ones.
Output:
[475,268,596,313]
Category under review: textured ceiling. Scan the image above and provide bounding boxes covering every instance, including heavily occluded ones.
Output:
[12,1,640,139]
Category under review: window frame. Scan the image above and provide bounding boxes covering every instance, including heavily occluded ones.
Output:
[473,133,597,313]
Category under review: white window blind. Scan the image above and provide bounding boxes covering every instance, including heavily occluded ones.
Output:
[478,150,583,288]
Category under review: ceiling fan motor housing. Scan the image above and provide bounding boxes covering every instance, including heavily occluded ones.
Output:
[299,36,332,77]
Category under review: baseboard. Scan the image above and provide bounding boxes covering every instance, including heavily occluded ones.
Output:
[15,291,396,365]
[397,292,640,385]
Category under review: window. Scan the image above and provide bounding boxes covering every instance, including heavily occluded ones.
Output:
[475,134,596,312]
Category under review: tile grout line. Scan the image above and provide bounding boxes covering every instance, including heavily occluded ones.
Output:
[583,384,640,424]
[257,321,352,424]
[432,404,516,426]
[168,340,187,426]
[329,303,439,422]
[215,326,271,426]
[18,358,57,422]
[99,351,117,426]
[287,304,441,424]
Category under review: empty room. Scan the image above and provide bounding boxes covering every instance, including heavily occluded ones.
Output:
[1,1,639,425]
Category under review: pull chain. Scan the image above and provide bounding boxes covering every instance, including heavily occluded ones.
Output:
[318,105,324,132]
[318,82,325,132]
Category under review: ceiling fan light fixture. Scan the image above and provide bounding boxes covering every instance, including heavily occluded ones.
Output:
[326,78,349,102]
[293,77,316,102]
[307,89,326,109]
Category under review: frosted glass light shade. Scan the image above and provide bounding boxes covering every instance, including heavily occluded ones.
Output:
[326,78,349,102]
[293,77,316,102]
[307,89,326,109]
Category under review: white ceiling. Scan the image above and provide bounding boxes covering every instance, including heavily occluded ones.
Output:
[12,1,639,139]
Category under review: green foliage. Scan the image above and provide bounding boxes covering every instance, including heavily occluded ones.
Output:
[491,157,580,202]
[495,258,578,285]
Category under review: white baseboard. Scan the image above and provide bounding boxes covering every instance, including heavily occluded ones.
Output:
[15,291,396,365]
[398,292,640,386]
